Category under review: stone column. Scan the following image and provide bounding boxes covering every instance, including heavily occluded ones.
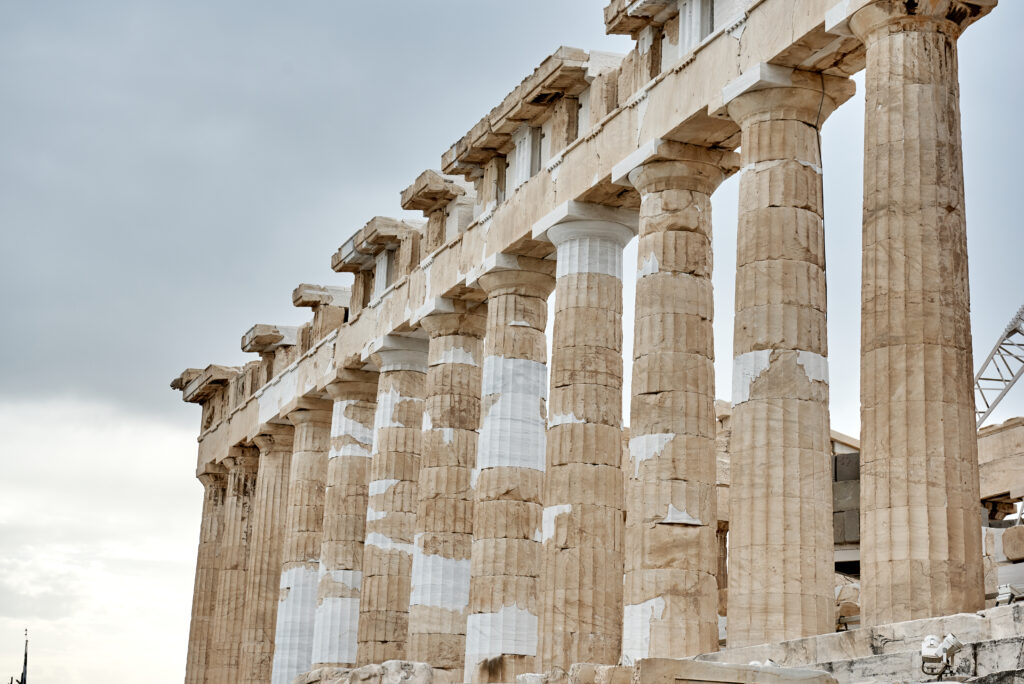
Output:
[536,212,635,670]
[849,1,986,626]
[408,302,486,673]
[464,256,555,684]
[271,402,333,684]
[357,336,428,664]
[617,144,738,662]
[240,426,294,684]
[725,72,852,647]
[310,371,379,668]
[185,463,227,684]
[208,447,259,683]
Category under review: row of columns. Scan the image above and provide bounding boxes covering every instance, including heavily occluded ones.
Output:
[184,3,985,681]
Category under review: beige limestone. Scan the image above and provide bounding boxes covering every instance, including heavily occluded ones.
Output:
[273,404,334,684]
[408,306,486,673]
[295,660,445,684]
[240,426,295,684]
[1001,526,1024,564]
[979,418,1024,503]
[465,257,555,684]
[358,338,428,665]
[699,603,1024,683]
[633,658,836,684]
[850,1,986,627]
[186,463,227,684]
[622,144,738,662]
[208,447,259,683]
[538,216,634,670]
[726,76,852,648]
[310,372,379,669]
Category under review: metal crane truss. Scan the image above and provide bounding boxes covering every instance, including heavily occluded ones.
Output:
[976,305,1024,427]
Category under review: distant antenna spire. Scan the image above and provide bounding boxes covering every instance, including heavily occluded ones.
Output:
[15,629,26,684]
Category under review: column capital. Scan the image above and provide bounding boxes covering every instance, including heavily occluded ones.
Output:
[466,252,556,299]
[285,399,334,427]
[410,295,485,329]
[612,139,740,195]
[546,220,635,250]
[532,200,638,244]
[719,63,855,127]
[222,445,260,473]
[848,0,995,40]
[363,334,429,373]
[325,368,379,403]
[472,254,556,300]
[419,300,487,339]
[197,461,227,488]
[252,425,294,454]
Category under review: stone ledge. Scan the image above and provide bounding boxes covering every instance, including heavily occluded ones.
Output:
[293,661,452,684]
[697,604,1024,684]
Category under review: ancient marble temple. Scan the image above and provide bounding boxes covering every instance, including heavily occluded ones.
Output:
[173,2,1024,683]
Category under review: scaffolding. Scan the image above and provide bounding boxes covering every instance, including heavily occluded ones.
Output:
[976,304,1024,427]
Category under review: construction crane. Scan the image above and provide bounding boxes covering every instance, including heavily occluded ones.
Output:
[976,304,1024,427]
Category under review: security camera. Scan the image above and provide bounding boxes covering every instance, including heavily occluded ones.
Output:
[921,633,962,677]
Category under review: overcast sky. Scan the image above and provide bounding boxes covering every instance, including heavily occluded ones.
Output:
[1,1,1022,681]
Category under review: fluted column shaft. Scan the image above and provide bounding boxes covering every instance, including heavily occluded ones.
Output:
[271,405,333,684]
[240,427,294,684]
[409,306,487,672]
[538,221,633,670]
[209,448,260,683]
[463,260,554,684]
[726,81,844,647]
[850,1,984,626]
[186,466,227,684]
[310,372,379,668]
[357,340,428,664]
[623,146,737,662]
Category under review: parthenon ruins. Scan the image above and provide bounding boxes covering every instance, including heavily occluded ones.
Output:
[172,1,1024,683]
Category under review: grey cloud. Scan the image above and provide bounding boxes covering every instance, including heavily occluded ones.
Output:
[1,1,1021,430]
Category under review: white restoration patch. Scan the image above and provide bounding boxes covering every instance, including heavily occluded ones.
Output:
[621,596,666,664]
[271,564,320,684]
[662,504,702,526]
[373,388,406,432]
[368,479,400,496]
[548,413,585,427]
[310,596,359,666]
[309,568,362,666]
[331,399,374,461]
[732,349,772,405]
[410,538,472,611]
[629,433,675,478]
[437,345,480,367]
[542,504,572,543]
[364,532,415,556]
[555,236,624,279]
[477,357,548,473]
[464,605,539,678]
[637,252,659,279]
[796,350,829,384]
